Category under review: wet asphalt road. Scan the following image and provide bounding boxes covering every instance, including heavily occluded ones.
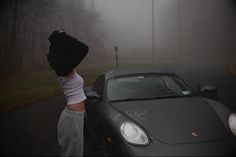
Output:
[0,95,101,156]
[0,64,236,156]
[0,95,64,156]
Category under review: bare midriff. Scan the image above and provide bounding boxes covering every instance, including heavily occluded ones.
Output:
[66,101,85,111]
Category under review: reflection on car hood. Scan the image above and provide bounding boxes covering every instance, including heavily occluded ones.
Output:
[111,97,228,144]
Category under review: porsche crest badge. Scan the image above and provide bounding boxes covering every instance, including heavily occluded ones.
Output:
[192,131,199,138]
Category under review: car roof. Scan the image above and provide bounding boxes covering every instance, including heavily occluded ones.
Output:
[104,67,176,79]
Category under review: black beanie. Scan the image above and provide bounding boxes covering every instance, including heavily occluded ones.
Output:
[47,30,89,76]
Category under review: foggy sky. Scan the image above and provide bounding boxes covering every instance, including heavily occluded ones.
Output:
[92,0,153,52]
[87,0,236,64]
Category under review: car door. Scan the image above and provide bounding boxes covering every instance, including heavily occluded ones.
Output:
[85,75,106,140]
[93,75,105,98]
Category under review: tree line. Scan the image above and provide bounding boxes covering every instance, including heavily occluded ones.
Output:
[0,0,106,75]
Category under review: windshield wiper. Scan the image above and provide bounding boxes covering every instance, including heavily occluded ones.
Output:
[110,94,193,102]
[110,97,149,102]
[151,94,193,99]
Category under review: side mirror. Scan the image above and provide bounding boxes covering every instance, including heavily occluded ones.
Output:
[86,91,100,99]
[200,85,217,93]
[199,84,218,100]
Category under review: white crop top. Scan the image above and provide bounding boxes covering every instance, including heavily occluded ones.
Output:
[57,72,86,105]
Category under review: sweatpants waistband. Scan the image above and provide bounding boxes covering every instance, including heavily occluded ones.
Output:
[63,107,85,116]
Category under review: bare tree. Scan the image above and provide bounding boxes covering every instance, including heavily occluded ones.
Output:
[0,0,106,75]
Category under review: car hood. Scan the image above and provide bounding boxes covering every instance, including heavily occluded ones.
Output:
[111,97,228,144]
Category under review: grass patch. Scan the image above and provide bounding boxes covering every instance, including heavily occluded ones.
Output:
[76,63,115,86]
[0,70,61,111]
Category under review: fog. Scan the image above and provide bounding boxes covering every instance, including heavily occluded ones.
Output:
[93,0,152,51]
[88,0,236,66]
[0,0,236,74]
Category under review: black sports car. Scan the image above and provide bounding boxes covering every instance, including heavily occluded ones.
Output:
[85,68,236,156]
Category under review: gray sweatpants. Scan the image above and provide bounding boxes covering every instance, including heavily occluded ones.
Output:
[57,107,85,156]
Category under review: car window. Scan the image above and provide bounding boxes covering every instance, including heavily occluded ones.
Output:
[162,76,184,95]
[93,76,105,96]
[107,74,192,101]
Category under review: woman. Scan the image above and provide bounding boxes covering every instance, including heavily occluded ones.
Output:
[47,30,89,156]
[57,69,86,156]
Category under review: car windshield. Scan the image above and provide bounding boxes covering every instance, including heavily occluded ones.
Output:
[107,74,193,101]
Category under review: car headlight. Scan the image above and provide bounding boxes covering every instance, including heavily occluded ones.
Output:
[120,122,149,145]
[229,113,236,136]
